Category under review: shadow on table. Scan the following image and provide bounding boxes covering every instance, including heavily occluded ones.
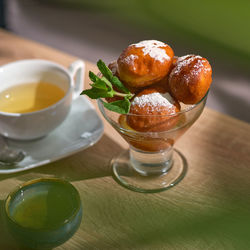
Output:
[36,177,250,250]
[72,113,250,249]
[1,121,250,249]
[0,134,124,183]
[75,115,250,249]
[141,113,250,249]
[0,134,125,249]
[2,188,250,249]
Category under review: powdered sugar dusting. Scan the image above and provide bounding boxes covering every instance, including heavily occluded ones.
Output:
[123,54,138,70]
[123,54,138,64]
[131,40,170,63]
[178,54,202,62]
[132,92,175,112]
[134,40,166,47]
[177,54,202,66]
[170,55,204,82]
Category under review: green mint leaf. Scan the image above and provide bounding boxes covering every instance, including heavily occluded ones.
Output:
[90,78,108,90]
[97,60,113,81]
[111,76,130,94]
[102,98,131,114]
[97,59,130,94]
[89,71,99,82]
[100,76,113,90]
[89,71,110,90]
[81,60,134,114]
[81,87,115,99]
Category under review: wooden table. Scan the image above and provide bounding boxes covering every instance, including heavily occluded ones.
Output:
[1,29,250,250]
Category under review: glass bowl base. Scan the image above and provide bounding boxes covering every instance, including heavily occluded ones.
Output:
[112,149,187,193]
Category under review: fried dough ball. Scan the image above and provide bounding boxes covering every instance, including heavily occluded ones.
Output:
[117,40,174,88]
[119,114,175,152]
[168,55,212,104]
[126,86,180,132]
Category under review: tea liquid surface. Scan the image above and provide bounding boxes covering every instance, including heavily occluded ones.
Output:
[11,184,76,229]
[0,82,65,113]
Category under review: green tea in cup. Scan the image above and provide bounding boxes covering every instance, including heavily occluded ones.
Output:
[0,82,65,113]
[0,59,85,140]
[4,178,83,249]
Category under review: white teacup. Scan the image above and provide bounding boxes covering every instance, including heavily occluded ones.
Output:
[0,59,85,140]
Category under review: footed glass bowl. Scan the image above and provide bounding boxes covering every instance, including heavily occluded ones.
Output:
[4,178,82,249]
[98,92,208,193]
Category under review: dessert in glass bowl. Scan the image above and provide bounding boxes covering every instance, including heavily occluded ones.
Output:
[82,40,212,193]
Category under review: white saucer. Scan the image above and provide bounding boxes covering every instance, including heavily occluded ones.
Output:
[0,96,104,174]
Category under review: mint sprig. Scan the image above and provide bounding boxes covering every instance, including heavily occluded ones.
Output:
[81,60,134,114]
[102,98,130,114]
[97,60,130,94]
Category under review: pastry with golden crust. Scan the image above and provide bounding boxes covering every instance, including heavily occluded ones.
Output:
[168,55,212,104]
[126,86,180,132]
[117,40,174,88]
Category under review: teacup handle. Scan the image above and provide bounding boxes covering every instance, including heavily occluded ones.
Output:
[68,60,85,100]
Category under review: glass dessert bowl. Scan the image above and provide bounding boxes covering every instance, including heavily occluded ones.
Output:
[82,40,212,193]
[98,92,208,193]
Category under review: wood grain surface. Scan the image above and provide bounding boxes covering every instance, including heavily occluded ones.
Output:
[0,29,250,250]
